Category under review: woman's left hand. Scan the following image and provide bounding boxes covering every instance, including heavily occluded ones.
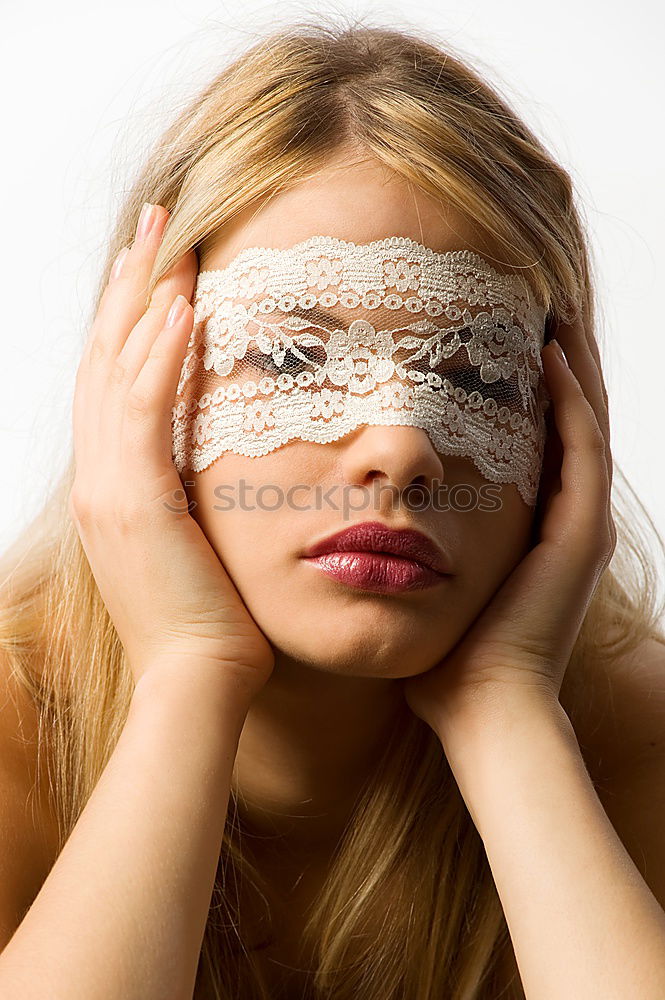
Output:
[403,287,617,732]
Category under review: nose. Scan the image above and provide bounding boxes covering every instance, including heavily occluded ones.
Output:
[338,422,445,511]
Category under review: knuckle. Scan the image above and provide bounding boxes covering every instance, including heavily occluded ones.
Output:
[68,486,87,521]
[88,337,107,366]
[125,386,152,418]
[597,534,613,564]
[590,523,615,568]
[110,359,130,387]
[70,478,144,534]
[146,341,171,365]
[585,426,607,455]
[145,295,168,320]
[581,531,603,567]
[599,545,615,573]
[113,498,145,532]
[69,484,99,525]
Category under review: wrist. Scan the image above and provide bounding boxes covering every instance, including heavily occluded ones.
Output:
[434,682,576,756]
[131,659,256,732]
[433,685,581,834]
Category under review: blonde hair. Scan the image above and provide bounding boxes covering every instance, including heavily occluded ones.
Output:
[1,15,664,1000]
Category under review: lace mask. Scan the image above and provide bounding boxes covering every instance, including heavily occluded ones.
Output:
[171,236,550,506]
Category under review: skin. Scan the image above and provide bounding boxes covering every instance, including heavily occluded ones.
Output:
[184,150,538,858]
[0,142,656,1000]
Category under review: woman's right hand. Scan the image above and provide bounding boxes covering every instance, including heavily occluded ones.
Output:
[69,202,275,704]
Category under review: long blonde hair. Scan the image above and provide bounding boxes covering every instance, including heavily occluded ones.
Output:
[2,15,664,1000]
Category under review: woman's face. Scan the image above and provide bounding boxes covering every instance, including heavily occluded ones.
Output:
[184,152,536,680]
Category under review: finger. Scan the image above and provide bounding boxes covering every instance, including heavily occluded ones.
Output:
[89,204,171,360]
[117,249,198,376]
[551,312,608,442]
[120,293,195,478]
[549,292,612,493]
[82,206,172,451]
[541,341,613,559]
[74,205,168,476]
[578,265,611,473]
[72,243,131,481]
[532,397,564,537]
[100,249,198,470]
[577,254,608,403]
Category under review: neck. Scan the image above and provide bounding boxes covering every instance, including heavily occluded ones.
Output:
[232,654,406,853]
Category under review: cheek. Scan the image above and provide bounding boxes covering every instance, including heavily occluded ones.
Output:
[179,460,535,675]
[183,457,302,592]
[185,465,271,550]
[457,493,533,602]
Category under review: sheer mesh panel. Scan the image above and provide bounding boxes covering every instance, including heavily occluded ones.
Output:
[171,236,549,505]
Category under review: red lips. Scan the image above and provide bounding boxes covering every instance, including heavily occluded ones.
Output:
[301,520,451,575]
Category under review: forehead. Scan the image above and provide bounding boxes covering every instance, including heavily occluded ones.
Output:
[200,153,503,274]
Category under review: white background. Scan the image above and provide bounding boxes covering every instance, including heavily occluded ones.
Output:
[1,1,663,588]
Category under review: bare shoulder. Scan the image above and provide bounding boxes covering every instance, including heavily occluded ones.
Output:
[573,631,665,782]
[576,631,665,914]
[0,645,60,945]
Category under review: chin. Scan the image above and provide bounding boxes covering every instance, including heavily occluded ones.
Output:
[268,626,454,680]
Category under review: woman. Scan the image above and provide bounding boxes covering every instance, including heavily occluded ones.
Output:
[0,17,664,1000]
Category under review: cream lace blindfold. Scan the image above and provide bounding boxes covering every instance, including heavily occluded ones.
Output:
[171,236,550,506]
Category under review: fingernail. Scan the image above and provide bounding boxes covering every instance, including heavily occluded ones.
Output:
[110,246,130,281]
[166,294,187,327]
[551,339,569,367]
[136,202,157,242]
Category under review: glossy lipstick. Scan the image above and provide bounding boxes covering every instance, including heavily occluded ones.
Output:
[300,521,451,593]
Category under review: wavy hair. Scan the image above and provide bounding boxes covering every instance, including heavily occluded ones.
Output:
[1,15,664,1000]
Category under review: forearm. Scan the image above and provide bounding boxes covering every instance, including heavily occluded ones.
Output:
[0,665,248,1000]
[436,687,665,1000]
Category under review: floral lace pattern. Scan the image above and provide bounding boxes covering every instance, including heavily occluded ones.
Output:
[171,236,550,505]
